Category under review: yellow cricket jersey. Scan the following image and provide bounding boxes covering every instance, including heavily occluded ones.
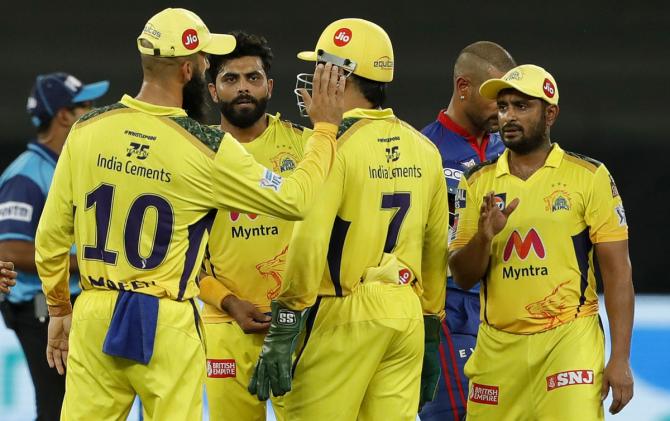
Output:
[200,114,311,323]
[450,143,628,334]
[278,108,449,316]
[35,95,337,316]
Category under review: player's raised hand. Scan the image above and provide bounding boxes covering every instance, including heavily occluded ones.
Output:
[0,261,17,294]
[249,301,309,401]
[222,295,271,334]
[46,313,72,375]
[299,63,346,127]
[478,191,519,241]
[602,357,634,414]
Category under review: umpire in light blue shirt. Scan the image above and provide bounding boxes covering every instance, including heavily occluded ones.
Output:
[0,72,108,421]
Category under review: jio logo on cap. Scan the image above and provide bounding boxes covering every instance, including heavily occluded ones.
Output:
[333,28,352,47]
[182,29,199,50]
[543,78,556,98]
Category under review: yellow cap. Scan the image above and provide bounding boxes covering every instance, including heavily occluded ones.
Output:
[480,64,559,105]
[297,18,394,82]
[137,8,236,57]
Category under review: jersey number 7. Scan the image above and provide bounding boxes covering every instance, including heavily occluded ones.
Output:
[381,192,411,252]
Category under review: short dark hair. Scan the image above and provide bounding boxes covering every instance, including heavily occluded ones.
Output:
[454,41,516,85]
[207,31,274,83]
[349,74,387,108]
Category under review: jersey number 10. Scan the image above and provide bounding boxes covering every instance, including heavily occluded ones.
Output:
[82,183,174,270]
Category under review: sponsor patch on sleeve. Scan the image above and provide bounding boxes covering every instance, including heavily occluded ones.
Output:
[614,204,627,226]
[0,201,34,222]
[260,169,283,192]
[206,359,236,378]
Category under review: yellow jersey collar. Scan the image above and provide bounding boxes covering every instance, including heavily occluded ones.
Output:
[343,108,395,120]
[254,113,282,139]
[266,112,281,127]
[120,95,188,117]
[495,143,564,177]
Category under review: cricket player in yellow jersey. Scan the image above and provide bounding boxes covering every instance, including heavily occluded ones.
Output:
[248,19,449,421]
[449,64,634,420]
[198,31,310,421]
[34,8,346,421]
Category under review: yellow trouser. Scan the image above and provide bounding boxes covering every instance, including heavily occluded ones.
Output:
[61,290,205,421]
[285,282,424,421]
[204,321,285,421]
[465,314,605,421]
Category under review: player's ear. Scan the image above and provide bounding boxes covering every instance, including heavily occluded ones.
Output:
[267,78,274,99]
[54,108,75,128]
[455,76,470,100]
[545,104,559,127]
[208,82,219,103]
[179,58,194,84]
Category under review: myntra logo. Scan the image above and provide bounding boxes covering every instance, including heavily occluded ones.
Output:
[230,212,258,222]
[503,229,545,262]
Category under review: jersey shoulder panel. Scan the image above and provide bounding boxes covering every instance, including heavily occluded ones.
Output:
[337,117,364,138]
[277,118,310,146]
[77,103,128,124]
[464,156,499,182]
[281,118,308,134]
[169,116,225,153]
[563,150,602,173]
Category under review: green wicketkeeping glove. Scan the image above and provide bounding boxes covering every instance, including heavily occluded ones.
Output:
[248,300,309,401]
[419,315,442,411]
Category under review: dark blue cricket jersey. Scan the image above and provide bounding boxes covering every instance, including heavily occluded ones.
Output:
[421,110,505,293]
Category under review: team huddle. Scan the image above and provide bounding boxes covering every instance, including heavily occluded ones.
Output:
[0,6,635,421]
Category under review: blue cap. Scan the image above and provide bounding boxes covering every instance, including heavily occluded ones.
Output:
[26,72,110,127]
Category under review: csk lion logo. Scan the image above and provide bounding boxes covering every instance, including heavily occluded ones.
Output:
[525,281,571,330]
[256,245,288,300]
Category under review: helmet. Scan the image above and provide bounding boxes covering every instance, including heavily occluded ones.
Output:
[294,18,394,116]
[298,18,394,82]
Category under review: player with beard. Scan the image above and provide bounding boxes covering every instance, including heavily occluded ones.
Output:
[450,64,634,419]
[198,31,312,421]
[34,8,345,421]
[181,65,210,122]
[419,41,515,421]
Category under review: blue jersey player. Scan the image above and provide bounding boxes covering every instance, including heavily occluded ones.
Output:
[419,41,515,421]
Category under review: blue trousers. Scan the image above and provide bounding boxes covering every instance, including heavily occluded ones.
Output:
[419,288,479,421]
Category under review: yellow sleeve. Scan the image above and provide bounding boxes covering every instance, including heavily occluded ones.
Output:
[449,176,478,251]
[420,153,450,317]
[198,275,234,310]
[278,154,345,310]
[35,139,74,316]
[212,123,337,220]
[587,165,628,243]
